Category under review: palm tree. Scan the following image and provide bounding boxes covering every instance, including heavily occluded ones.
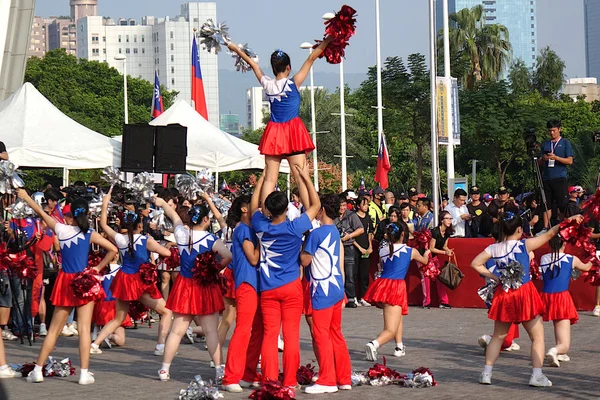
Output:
[443,5,512,89]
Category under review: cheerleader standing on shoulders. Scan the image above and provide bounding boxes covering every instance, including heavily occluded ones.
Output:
[227,36,333,205]
[540,235,591,367]
[364,222,430,361]
[18,190,117,385]
[300,193,352,394]
[470,212,583,387]
[90,191,172,355]
[159,202,232,382]
[222,195,262,393]
[251,166,320,391]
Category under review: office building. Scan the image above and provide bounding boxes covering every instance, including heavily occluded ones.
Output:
[563,77,600,102]
[586,0,600,81]
[220,114,241,136]
[436,0,537,69]
[78,2,220,126]
[28,17,52,58]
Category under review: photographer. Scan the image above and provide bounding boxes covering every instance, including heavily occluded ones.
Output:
[539,120,573,227]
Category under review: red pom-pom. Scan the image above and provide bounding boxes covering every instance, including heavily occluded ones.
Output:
[193,252,229,294]
[128,301,149,321]
[9,253,37,281]
[296,363,316,385]
[88,252,103,269]
[164,247,180,270]
[139,262,157,285]
[70,269,104,301]
[419,254,441,280]
[0,243,10,271]
[414,229,432,250]
[367,356,402,380]
[582,188,600,221]
[559,217,595,259]
[248,379,296,400]
[584,259,600,286]
[314,5,357,64]
[412,366,438,386]
[530,258,541,280]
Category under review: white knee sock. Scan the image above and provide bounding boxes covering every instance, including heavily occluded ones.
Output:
[532,367,542,377]
[161,363,171,373]
[483,365,493,374]
[372,340,380,349]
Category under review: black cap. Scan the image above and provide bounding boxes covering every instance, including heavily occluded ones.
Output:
[470,186,480,195]
[373,186,385,195]
[498,186,510,195]
[398,193,408,201]
[408,187,418,197]
[441,194,449,201]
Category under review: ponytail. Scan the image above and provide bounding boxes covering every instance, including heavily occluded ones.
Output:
[121,210,141,255]
[497,211,522,242]
[70,198,90,233]
[385,222,406,255]
[548,235,563,279]
[227,195,251,229]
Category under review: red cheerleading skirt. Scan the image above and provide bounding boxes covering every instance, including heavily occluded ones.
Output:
[223,268,236,300]
[50,271,105,308]
[166,275,224,316]
[541,291,579,325]
[488,281,544,323]
[92,299,133,327]
[302,277,312,316]
[363,278,408,315]
[258,117,315,156]
[110,270,162,302]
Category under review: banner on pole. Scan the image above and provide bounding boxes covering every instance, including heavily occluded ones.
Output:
[436,77,460,146]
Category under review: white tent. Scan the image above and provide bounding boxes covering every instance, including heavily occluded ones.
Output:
[0,82,120,169]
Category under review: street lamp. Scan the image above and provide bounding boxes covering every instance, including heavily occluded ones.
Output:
[114,54,128,124]
[300,41,319,191]
[322,12,348,191]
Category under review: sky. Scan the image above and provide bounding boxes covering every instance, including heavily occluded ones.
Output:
[34,0,588,78]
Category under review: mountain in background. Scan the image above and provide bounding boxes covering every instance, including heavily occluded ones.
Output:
[217,68,367,126]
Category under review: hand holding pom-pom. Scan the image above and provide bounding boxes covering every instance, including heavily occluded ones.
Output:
[70,269,104,301]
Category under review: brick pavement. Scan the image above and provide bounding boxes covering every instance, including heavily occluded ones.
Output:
[2,307,599,400]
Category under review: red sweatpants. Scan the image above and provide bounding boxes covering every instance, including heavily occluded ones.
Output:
[312,300,351,386]
[223,283,263,385]
[260,279,303,387]
[502,323,520,349]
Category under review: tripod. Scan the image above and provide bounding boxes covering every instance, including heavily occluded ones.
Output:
[532,156,552,229]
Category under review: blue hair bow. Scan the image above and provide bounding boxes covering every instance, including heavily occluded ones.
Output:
[189,206,202,224]
[73,207,86,217]
[275,49,284,59]
[387,223,400,234]
[124,210,138,223]
[504,211,515,221]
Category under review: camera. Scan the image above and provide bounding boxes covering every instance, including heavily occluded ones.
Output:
[523,128,538,158]
[593,131,600,143]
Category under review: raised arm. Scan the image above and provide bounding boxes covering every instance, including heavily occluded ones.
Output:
[525,214,583,253]
[250,174,265,215]
[154,197,182,227]
[201,192,226,230]
[294,165,320,221]
[17,189,57,232]
[293,36,334,87]
[227,42,264,83]
[99,189,117,241]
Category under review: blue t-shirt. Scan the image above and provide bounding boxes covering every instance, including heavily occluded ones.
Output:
[540,253,573,294]
[540,138,573,180]
[232,223,259,291]
[484,239,531,285]
[115,233,149,274]
[252,211,312,292]
[303,225,344,311]
[379,243,413,280]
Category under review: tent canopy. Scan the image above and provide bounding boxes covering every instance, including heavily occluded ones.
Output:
[0,82,120,169]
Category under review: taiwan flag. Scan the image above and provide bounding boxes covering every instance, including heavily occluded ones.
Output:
[375,133,391,189]
[191,36,209,120]
[151,71,164,120]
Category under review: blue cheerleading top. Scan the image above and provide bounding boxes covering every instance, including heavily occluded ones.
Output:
[261,76,301,123]
[55,223,92,274]
[379,243,413,280]
[540,253,574,294]
[484,240,531,285]
[231,223,259,291]
[174,225,216,279]
[115,233,149,275]
[101,265,121,301]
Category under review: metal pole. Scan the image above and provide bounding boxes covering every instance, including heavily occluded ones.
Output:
[443,0,454,195]
[429,0,439,225]
[62,167,69,188]
[375,0,384,149]
[309,49,319,191]
[339,58,347,191]
[123,60,129,125]
[472,160,477,187]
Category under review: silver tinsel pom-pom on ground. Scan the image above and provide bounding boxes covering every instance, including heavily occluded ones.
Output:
[199,19,230,54]
[178,375,223,400]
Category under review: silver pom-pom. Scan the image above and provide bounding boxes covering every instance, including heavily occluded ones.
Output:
[402,371,435,388]
[149,208,174,233]
[44,357,73,377]
[175,170,214,200]
[351,371,368,386]
[571,267,582,280]
[0,160,25,194]
[8,198,35,219]
[178,375,223,400]
[126,172,155,201]
[212,197,231,218]
[199,19,230,54]
[477,279,498,307]
[232,43,258,73]
[499,261,525,292]
[101,166,122,189]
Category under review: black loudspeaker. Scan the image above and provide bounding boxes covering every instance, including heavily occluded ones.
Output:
[121,125,155,172]
[154,124,188,173]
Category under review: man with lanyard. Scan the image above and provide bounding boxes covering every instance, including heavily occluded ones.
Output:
[415,197,434,231]
[368,186,386,232]
[539,119,573,228]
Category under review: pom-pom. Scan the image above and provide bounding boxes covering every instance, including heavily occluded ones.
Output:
[20,357,75,378]
[70,269,104,301]
[478,280,498,307]
[175,171,214,200]
[88,252,103,269]
[164,246,181,270]
[367,356,402,386]
[199,19,230,54]
[178,374,223,400]
[193,252,228,293]
[149,208,174,233]
[414,229,432,250]
[351,371,369,386]
[8,253,37,281]
[232,43,258,73]
[249,379,295,400]
[582,187,600,221]
[128,301,149,322]
[499,261,524,292]
[584,259,600,286]
[419,254,441,280]
[0,160,25,194]
[530,258,541,280]
[139,262,157,285]
[101,166,122,189]
[8,197,35,219]
[400,367,437,388]
[296,363,316,385]
[313,5,357,64]
[126,172,155,202]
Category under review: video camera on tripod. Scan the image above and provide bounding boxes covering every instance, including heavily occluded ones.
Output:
[524,128,539,158]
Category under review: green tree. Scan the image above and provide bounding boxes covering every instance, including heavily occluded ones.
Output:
[508,59,532,95]
[532,46,566,99]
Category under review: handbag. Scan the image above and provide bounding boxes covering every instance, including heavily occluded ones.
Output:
[42,251,58,280]
[438,254,464,290]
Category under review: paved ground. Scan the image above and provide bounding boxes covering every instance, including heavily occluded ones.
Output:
[2,306,599,400]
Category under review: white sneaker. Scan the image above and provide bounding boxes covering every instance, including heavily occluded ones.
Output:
[103,338,112,349]
[311,373,319,383]
[210,360,215,368]
[364,342,377,361]
[278,335,285,352]
[478,335,491,349]
[0,367,15,379]
[504,341,520,352]
[69,325,79,336]
[546,348,560,367]
[78,371,95,385]
[240,380,261,388]
[393,345,406,357]
[26,369,44,383]
[184,326,194,344]
[354,298,361,307]
[338,384,352,390]
[1,330,17,341]
[529,373,552,387]
[359,299,372,307]
[154,348,164,356]
[90,344,103,355]
[304,384,338,394]
[593,305,600,317]
[557,354,570,362]
[479,372,492,385]
[38,323,47,337]
[222,383,243,393]
[60,325,74,337]
[158,369,170,381]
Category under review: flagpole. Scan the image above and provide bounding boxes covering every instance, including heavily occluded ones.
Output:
[443,0,454,194]
[375,0,383,154]
[429,0,439,225]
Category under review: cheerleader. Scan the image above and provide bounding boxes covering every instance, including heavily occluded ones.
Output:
[363,221,430,361]
[18,190,117,385]
[158,201,232,382]
[90,191,172,355]
[222,195,262,393]
[251,166,320,390]
[470,212,582,387]
[227,36,333,205]
[540,235,591,367]
[300,194,351,394]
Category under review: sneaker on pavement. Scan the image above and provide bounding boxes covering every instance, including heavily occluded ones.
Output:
[439,303,452,309]
[546,348,560,367]
[222,383,243,393]
[557,354,570,362]
[60,325,73,337]
[103,338,112,349]
[529,374,552,387]
[2,331,17,341]
[311,373,319,383]
[345,301,358,309]
[0,367,15,379]
[393,345,406,357]
[158,369,170,381]
[593,305,600,317]
[278,336,285,352]
[210,360,215,368]
[479,372,492,385]
[69,325,79,336]
[154,348,164,356]
[304,384,338,394]
[78,371,95,385]
[38,323,47,337]
[184,326,195,344]
[240,380,261,388]
[504,341,520,352]
[338,384,352,390]
[364,342,377,361]
[26,369,44,383]
[359,299,371,307]
[478,335,492,349]
[90,345,103,355]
